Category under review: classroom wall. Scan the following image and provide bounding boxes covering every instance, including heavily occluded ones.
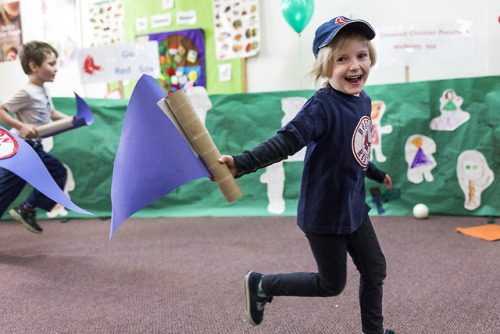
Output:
[247,0,500,92]
[0,0,499,99]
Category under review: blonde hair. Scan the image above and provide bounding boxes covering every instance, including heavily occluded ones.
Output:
[310,30,376,86]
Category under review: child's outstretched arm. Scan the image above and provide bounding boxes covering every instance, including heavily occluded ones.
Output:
[217,131,302,179]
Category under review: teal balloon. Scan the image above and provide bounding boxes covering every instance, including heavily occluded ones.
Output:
[281,0,314,34]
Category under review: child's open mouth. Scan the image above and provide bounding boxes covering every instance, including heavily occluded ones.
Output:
[346,75,362,84]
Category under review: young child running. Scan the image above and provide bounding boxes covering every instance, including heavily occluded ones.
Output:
[0,41,70,234]
[218,16,395,334]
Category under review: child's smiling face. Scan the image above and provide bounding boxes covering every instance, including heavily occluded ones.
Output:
[30,52,58,86]
[328,39,371,96]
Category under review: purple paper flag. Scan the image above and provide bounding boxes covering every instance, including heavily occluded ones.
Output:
[0,127,93,215]
[70,93,94,128]
[110,74,211,238]
[39,93,94,138]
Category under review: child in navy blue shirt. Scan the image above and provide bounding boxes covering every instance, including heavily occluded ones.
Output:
[218,16,394,334]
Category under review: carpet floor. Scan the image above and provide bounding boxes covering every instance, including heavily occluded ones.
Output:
[1,215,498,334]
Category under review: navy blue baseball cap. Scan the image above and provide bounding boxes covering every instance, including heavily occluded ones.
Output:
[313,16,375,58]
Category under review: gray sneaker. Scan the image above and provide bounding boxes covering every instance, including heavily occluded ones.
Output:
[244,271,272,326]
[9,204,42,234]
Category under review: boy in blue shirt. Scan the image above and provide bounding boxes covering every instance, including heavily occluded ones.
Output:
[218,17,394,334]
[0,41,71,234]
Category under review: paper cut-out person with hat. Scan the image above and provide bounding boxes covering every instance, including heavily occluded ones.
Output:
[405,135,437,184]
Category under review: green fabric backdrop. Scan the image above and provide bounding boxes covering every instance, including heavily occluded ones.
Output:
[1,76,499,220]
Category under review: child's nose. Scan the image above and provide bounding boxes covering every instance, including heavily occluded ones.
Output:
[349,60,361,70]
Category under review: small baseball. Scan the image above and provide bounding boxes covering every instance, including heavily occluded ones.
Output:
[413,204,429,219]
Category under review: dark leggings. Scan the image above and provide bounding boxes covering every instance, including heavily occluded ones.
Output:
[261,216,387,334]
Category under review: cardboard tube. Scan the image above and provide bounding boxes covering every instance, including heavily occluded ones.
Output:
[35,117,76,138]
[164,89,243,203]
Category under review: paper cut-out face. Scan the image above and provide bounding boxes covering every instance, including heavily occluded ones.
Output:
[457,150,494,210]
[463,159,482,181]
[405,135,437,184]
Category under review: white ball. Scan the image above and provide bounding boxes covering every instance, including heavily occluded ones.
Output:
[413,204,429,219]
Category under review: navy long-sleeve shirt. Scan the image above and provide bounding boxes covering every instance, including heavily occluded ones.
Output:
[234,84,387,234]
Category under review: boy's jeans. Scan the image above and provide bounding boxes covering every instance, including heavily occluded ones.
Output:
[261,215,387,334]
[0,139,67,216]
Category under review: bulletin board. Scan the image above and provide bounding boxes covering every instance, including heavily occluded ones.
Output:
[123,0,245,96]
[139,29,206,95]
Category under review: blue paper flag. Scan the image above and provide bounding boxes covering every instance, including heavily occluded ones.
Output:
[110,74,211,238]
[0,126,93,215]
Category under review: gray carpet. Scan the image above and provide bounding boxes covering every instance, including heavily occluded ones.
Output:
[1,215,498,334]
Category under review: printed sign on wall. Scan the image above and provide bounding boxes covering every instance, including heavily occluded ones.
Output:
[42,0,79,68]
[0,1,21,62]
[212,0,260,60]
[373,22,475,67]
[76,41,160,84]
[80,0,124,47]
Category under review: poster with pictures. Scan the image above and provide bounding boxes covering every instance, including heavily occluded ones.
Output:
[81,0,124,47]
[212,0,260,60]
[138,29,205,95]
[42,0,79,68]
[0,1,21,62]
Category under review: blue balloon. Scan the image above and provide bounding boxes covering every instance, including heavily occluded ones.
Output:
[281,0,314,34]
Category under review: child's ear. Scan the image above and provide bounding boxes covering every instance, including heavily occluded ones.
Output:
[29,61,38,72]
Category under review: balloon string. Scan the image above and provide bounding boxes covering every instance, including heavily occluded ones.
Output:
[298,33,303,90]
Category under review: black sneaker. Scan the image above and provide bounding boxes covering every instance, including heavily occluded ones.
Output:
[9,205,42,234]
[244,271,273,326]
[384,330,395,334]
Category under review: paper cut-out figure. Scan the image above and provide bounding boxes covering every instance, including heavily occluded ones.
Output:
[280,97,307,162]
[370,101,392,162]
[369,187,385,214]
[456,150,494,210]
[430,89,470,131]
[259,97,307,214]
[405,135,437,184]
[186,86,212,125]
[46,164,75,218]
[260,162,286,214]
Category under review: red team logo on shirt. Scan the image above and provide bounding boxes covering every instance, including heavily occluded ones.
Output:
[352,116,373,167]
[0,129,19,159]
